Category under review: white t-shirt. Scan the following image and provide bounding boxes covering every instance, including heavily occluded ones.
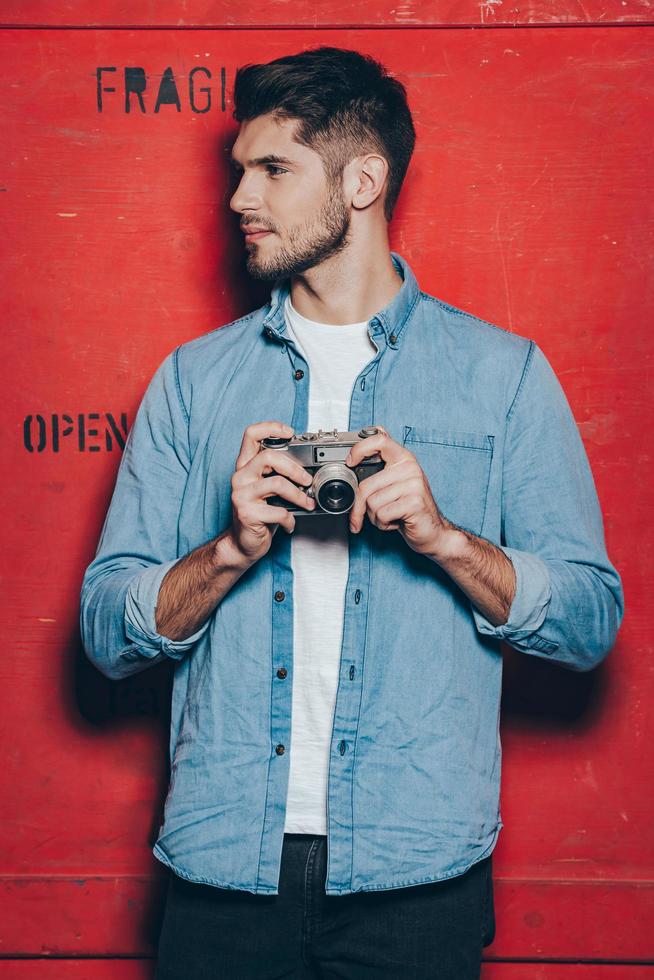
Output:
[282,294,377,834]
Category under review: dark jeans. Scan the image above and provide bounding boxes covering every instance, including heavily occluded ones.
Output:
[155,833,495,979]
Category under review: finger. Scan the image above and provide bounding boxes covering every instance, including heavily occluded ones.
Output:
[235,421,294,471]
[349,483,389,532]
[349,478,374,532]
[345,428,410,469]
[249,501,296,533]
[354,463,418,500]
[251,475,316,511]
[234,449,312,491]
[367,483,405,515]
[351,483,404,533]
[254,448,314,488]
[348,466,416,532]
[374,497,417,530]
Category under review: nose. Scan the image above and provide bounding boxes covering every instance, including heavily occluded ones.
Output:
[229,173,261,215]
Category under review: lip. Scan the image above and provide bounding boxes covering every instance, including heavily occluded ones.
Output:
[243,228,272,240]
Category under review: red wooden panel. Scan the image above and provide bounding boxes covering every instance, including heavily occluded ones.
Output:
[0,0,652,27]
[483,969,654,979]
[1,21,651,969]
[2,964,653,979]
[490,880,654,960]
[0,877,166,957]
[1,876,653,960]
[0,963,151,979]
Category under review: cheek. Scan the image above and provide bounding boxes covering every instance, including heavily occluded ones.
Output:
[284,185,323,222]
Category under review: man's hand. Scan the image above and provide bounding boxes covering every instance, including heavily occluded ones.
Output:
[229,420,316,564]
[154,420,316,642]
[345,425,516,626]
[345,426,451,558]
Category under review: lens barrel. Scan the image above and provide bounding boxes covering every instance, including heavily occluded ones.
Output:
[311,463,359,514]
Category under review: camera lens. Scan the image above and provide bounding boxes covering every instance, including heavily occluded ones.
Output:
[312,463,359,514]
[317,479,356,514]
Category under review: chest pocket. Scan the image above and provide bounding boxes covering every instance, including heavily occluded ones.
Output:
[402,426,494,537]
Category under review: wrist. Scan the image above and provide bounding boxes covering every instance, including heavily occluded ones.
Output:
[213,527,253,574]
[426,521,471,567]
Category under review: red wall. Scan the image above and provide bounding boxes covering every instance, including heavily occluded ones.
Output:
[2,2,652,975]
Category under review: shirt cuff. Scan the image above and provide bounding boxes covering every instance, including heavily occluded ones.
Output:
[124,559,211,661]
[472,547,551,641]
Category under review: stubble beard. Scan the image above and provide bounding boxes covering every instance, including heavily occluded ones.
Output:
[245,182,351,282]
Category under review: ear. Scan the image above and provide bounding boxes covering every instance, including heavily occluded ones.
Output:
[345,154,389,211]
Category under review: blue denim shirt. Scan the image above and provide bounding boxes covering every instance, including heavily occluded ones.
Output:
[80,251,623,896]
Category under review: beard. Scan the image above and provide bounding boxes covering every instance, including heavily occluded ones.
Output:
[245,182,351,282]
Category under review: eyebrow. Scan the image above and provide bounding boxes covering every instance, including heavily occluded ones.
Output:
[229,153,297,170]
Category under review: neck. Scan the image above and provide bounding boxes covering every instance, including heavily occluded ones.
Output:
[289,238,403,326]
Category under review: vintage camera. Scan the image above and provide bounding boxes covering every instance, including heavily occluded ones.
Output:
[260,427,385,516]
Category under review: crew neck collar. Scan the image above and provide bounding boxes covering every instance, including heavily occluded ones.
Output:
[284,294,369,330]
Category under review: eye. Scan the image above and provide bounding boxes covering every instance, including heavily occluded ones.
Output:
[266,165,287,177]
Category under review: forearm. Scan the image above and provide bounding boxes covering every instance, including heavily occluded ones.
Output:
[155,527,253,641]
[427,522,516,626]
[426,524,621,670]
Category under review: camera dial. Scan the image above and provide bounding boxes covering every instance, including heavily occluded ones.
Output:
[261,436,292,449]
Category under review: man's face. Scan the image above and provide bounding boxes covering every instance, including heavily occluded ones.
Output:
[229,113,351,280]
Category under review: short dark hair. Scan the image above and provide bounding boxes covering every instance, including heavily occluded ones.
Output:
[232,46,416,222]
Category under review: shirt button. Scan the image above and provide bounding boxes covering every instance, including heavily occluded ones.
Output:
[294,369,304,380]
[277,667,288,679]
[264,326,274,338]
[389,333,398,343]
[274,590,285,602]
[275,744,285,755]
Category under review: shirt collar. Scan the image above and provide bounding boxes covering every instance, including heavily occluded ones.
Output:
[261,251,420,350]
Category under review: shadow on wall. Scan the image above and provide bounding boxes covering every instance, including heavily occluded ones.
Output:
[74,628,615,739]
[75,642,174,730]
[212,127,282,322]
[500,640,614,729]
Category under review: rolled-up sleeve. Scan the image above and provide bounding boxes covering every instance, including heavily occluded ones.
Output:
[472,342,624,671]
[472,547,551,643]
[124,559,211,661]
[80,346,207,680]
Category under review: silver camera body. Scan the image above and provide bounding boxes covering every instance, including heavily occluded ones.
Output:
[260,426,385,516]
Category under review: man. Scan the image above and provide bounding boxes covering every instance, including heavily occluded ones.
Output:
[80,46,623,979]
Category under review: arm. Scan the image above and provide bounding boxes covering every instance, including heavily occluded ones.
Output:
[153,528,251,641]
[81,373,316,678]
[425,525,517,628]
[80,351,201,679]
[80,347,214,680]
[346,343,623,672]
[459,341,623,671]
[150,417,317,642]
